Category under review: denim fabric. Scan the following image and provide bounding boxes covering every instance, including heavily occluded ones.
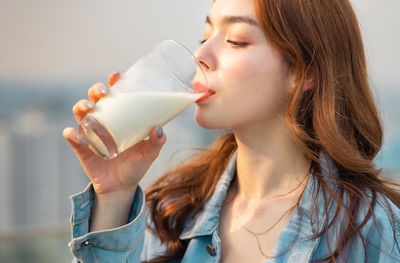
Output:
[69,184,146,262]
[69,151,400,262]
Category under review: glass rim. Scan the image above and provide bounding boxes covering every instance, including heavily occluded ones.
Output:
[159,38,208,92]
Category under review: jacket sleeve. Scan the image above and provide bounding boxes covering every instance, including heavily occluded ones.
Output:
[68,183,146,263]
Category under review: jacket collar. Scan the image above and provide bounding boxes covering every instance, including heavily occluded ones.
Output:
[180,151,237,239]
[179,150,338,259]
[266,153,338,262]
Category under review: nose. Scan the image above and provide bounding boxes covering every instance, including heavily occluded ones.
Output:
[194,42,215,72]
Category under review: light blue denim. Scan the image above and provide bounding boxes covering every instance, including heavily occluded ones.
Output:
[69,151,400,262]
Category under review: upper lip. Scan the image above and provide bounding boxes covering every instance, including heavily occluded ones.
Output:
[192,81,216,94]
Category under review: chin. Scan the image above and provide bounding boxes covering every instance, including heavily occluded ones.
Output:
[194,112,226,130]
[195,117,217,129]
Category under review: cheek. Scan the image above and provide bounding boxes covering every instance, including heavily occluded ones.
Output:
[195,49,289,129]
[220,52,286,103]
[222,49,283,84]
[222,52,289,119]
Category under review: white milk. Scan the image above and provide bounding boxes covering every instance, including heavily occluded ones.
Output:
[84,91,202,158]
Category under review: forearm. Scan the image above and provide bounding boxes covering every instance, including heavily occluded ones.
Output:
[69,184,146,262]
[89,186,138,232]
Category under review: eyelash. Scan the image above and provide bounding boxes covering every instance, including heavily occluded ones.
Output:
[226,40,248,48]
[199,39,248,48]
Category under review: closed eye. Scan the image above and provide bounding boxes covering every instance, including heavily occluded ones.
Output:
[226,40,248,48]
[199,39,249,48]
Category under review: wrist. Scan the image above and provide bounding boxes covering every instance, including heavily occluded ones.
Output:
[89,186,138,232]
[94,185,138,203]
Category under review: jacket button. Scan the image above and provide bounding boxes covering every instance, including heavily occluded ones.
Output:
[82,240,90,247]
[206,244,216,257]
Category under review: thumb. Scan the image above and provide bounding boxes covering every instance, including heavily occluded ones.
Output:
[139,124,167,160]
[148,124,167,149]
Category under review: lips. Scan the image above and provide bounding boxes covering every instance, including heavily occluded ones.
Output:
[192,82,216,103]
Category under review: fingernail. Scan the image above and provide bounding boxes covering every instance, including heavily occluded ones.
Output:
[156,124,163,139]
[99,85,109,94]
[76,135,90,146]
[85,101,95,109]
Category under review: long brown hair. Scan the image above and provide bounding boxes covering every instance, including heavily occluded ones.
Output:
[145,0,400,262]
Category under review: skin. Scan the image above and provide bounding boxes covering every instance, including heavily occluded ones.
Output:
[63,0,311,260]
[195,0,310,261]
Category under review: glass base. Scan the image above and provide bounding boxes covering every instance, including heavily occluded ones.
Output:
[79,116,119,159]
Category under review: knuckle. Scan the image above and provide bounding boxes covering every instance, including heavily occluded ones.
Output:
[94,82,105,91]
[89,83,102,94]
[77,100,87,109]
[80,99,89,104]
[72,100,87,113]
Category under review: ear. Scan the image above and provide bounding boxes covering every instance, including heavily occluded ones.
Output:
[287,67,314,92]
[303,68,316,91]
[287,77,314,93]
[303,77,314,91]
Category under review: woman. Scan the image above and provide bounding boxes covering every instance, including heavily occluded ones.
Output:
[63,0,400,262]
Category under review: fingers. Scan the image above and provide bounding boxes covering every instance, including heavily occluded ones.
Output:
[88,82,110,103]
[63,127,87,146]
[108,72,120,87]
[72,99,96,123]
[62,127,94,158]
[63,127,91,151]
[66,72,121,160]
[75,72,119,121]
[87,72,119,103]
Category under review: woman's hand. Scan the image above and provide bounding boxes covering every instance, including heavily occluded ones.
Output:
[63,73,167,198]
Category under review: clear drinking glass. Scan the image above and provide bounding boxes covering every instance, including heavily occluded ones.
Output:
[79,39,208,159]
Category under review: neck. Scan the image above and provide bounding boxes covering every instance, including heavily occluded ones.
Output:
[232,119,310,202]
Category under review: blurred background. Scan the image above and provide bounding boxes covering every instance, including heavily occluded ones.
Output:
[0,0,399,262]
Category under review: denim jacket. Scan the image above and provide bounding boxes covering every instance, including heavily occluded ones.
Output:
[69,151,400,262]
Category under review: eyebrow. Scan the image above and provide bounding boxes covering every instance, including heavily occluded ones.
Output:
[206,15,259,27]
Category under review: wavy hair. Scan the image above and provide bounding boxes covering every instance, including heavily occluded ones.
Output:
[145,0,400,262]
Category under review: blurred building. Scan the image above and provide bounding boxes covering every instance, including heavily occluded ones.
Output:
[0,128,12,233]
[0,107,89,234]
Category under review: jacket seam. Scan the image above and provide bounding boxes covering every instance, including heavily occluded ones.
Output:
[376,196,400,248]
[305,189,336,262]
[71,215,90,226]
[304,209,327,262]
[72,231,145,252]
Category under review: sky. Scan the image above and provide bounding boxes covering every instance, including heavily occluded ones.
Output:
[0,0,211,83]
[0,0,399,90]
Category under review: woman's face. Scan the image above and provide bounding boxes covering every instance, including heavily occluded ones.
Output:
[194,0,294,130]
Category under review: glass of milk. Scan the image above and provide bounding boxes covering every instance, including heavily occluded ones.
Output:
[78,39,208,159]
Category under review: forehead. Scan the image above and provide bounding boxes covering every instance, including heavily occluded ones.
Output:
[209,0,257,21]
